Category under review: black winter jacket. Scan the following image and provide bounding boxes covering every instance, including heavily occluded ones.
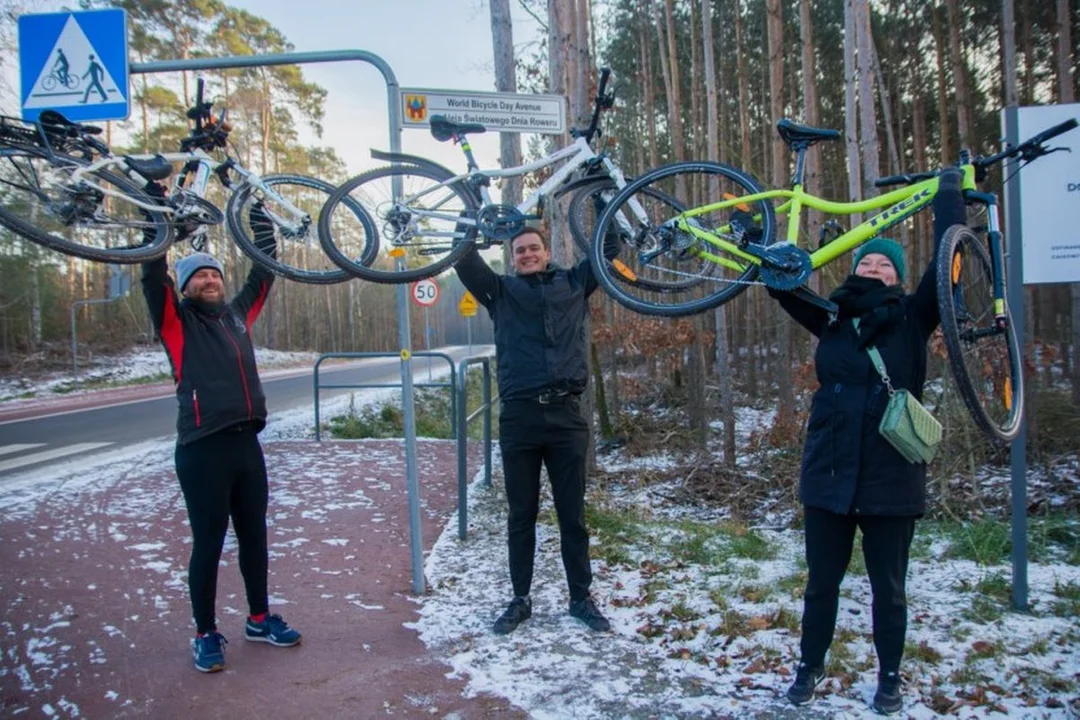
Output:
[774,266,939,517]
[141,259,274,445]
[455,247,600,401]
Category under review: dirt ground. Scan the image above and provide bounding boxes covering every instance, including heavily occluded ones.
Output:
[0,439,524,719]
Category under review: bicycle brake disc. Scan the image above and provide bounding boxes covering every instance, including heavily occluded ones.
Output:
[758,243,812,290]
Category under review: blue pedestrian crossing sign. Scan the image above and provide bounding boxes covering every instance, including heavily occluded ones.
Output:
[18,9,129,122]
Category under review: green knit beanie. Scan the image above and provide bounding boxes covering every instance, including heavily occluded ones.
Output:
[853,237,906,283]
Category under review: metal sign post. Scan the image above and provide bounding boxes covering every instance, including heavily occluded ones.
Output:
[1000,103,1080,610]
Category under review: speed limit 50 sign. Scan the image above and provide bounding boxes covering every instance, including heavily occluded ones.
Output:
[411,279,440,307]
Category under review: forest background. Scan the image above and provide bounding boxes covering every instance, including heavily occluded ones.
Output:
[0,0,1078,514]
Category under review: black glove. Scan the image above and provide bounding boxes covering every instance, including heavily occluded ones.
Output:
[249,201,277,259]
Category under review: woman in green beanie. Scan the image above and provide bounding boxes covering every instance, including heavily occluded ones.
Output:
[770,170,966,715]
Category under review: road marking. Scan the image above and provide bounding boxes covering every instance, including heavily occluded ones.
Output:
[0,442,114,473]
[0,443,45,456]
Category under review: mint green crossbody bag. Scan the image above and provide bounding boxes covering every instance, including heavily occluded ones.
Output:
[854,319,943,465]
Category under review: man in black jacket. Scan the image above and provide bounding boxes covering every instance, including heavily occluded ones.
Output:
[142,203,300,673]
[455,228,610,634]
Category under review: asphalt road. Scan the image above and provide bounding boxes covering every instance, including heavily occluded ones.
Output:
[0,346,492,478]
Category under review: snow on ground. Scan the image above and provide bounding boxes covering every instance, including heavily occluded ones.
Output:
[414,449,1080,719]
[0,345,322,401]
[3,356,1078,718]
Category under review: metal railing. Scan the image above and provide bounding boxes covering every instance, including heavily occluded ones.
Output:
[456,355,496,540]
[312,351,457,441]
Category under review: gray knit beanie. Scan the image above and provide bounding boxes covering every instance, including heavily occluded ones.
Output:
[176,252,224,292]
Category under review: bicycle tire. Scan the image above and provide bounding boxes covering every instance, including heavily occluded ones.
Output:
[567,177,709,293]
[318,163,480,284]
[226,173,365,285]
[936,223,1024,442]
[589,161,776,317]
[0,146,172,263]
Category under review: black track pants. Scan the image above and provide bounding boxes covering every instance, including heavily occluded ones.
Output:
[174,425,269,633]
[799,506,916,675]
[499,397,593,602]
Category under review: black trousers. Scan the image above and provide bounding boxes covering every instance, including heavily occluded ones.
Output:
[174,425,269,633]
[499,396,593,602]
[799,506,916,675]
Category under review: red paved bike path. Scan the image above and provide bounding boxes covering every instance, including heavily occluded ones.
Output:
[0,440,522,719]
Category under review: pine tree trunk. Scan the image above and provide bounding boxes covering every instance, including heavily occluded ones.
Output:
[490,0,523,208]
[843,0,863,224]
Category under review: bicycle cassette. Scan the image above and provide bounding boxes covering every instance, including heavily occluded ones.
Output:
[758,243,812,291]
[476,204,527,240]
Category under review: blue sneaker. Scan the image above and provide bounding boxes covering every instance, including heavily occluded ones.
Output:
[245,613,301,647]
[192,631,227,673]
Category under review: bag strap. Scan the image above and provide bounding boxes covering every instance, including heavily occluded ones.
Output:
[853,317,896,396]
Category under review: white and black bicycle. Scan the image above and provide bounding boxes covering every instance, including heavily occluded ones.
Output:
[0,78,369,284]
[317,68,706,289]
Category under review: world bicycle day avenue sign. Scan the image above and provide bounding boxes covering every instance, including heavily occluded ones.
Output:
[400,88,567,135]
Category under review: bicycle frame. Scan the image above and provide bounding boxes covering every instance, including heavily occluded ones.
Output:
[67,150,311,235]
[389,133,645,238]
[676,165,979,275]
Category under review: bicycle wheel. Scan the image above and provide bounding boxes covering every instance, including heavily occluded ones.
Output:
[589,161,776,317]
[936,224,1024,442]
[226,173,365,285]
[319,163,479,284]
[567,177,709,293]
[0,147,171,263]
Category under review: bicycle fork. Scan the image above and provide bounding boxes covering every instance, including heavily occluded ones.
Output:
[967,190,1010,331]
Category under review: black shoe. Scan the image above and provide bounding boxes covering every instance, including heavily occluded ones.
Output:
[785,662,825,706]
[872,671,903,715]
[568,596,611,632]
[492,597,531,635]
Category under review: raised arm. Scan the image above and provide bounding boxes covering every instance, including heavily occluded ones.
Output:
[576,208,622,298]
[768,287,831,337]
[911,168,965,336]
[230,203,276,331]
[454,244,501,308]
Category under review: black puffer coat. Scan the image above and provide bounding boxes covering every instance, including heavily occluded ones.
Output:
[775,280,938,516]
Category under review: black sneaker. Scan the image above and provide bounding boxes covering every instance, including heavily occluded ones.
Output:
[492,597,531,635]
[568,596,611,632]
[785,662,825,706]
[872,671,903,715]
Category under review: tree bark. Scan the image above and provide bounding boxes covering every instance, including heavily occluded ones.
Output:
[843,0,863,224]
[490,0,523,210]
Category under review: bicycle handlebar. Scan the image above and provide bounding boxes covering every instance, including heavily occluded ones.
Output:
[873,118,1078,188]
[571,67,614,144]
[974,117,1078,170]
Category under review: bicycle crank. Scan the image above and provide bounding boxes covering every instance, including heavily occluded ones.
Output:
[757,243,813,290]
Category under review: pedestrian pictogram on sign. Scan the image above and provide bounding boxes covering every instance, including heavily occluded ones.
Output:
[19,9,129,122]
[458,291,479,317]
[411,279,440,307]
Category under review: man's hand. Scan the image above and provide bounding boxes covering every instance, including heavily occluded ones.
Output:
[250,201,277,259]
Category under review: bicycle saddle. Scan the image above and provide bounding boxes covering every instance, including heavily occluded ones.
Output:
[123,154,174,181]
[776,119,840,149]
[38,109,103,136]
[429,115,487,142]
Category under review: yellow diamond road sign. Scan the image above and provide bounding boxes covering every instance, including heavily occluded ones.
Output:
[458,291,478,317]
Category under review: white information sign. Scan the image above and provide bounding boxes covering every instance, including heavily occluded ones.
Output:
[1008,103,1080,285]
[400,88,566,135]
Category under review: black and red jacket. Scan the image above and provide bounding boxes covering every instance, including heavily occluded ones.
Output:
[141,258,273,445]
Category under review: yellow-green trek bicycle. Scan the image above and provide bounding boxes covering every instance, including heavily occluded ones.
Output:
[589,117,1078,441]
